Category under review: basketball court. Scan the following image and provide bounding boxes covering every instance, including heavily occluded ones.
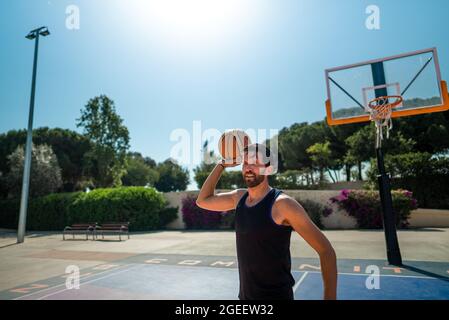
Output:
[1,231,448,300]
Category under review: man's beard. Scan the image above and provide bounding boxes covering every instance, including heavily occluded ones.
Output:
[243,173,265,188]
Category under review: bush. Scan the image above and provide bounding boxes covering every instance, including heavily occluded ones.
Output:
[0,192,80,230]
[366,152,449,209]
[327,189,418,229]
[181,195,222,229]
[296,199,325,229]
[0,187,177,231]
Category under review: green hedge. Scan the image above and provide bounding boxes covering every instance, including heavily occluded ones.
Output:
[0,187,177,231]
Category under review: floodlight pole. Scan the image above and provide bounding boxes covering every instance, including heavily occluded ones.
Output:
[17,27,49,243]
[372,61,402,266]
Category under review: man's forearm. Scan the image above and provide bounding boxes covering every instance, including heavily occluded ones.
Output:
[320,249,338,300]
[197,164,224,203]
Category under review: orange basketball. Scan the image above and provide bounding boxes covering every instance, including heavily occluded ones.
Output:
[218,130,251,165]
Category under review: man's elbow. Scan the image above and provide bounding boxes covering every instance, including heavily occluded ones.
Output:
[319,245,336,261]
[196,198,204,209]
[196,197,209,210]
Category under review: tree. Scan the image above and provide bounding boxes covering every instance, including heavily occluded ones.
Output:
[4,144,63,198]
[154,159,189,192]
[76,95,130,188]
[269,169,314,189]
[224,171,246,189]
[278,120,364,183]
[122,153,159,187]
[194,161,218,189]
[193,161,245,190]
[395,113,449,154]
[345,125,374,181]
[127,152,157,168]
[278,122,328,185]
[306,141,335,183]
[0,127,93,192]
[194,147,245,190]
[324,122,365,181]
[0,171,7,199]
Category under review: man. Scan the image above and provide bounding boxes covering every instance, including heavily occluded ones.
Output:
[196,143,337,300]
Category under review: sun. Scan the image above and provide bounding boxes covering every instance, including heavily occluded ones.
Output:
[121,0,258,50]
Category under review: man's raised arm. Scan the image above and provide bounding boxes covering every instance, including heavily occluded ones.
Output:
[196,163,243,212]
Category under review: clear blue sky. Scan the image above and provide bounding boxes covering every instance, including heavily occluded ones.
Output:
[1,0,448,189]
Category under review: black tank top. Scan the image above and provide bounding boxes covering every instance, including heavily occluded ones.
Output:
[235,188,295,300]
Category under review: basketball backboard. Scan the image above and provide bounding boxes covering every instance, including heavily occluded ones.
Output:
[325,48,449,125]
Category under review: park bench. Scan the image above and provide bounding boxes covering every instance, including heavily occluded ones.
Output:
[63,223,96,240]
[95,222,130,241]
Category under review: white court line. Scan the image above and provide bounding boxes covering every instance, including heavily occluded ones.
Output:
[293,272,309,292]
[13,264,130,300]
[293,270,445,280]
[36,264,141,300]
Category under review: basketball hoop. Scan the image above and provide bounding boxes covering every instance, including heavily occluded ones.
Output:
[367,95,403,148]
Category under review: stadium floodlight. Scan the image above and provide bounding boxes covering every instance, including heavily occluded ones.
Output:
[17,27,51,243]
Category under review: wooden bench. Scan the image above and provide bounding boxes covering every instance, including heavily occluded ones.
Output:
[95,222,130,241]
[63,223,96,240]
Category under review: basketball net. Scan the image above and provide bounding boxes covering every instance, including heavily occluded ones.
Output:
[367,95,403,148]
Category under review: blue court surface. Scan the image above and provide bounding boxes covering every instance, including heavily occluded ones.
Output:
[1,254,448,300]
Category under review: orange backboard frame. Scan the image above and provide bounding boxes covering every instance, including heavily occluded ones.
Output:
[326,80,449,126]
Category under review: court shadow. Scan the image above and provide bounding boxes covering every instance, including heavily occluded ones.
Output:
[28,232,61,238]
[401,264,449,282]
[0,242,19,249]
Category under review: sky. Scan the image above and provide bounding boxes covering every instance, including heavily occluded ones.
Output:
[1,0,449,189]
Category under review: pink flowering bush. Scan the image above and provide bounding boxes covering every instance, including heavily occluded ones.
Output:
[181,195,222,229]
[325,189,418,229]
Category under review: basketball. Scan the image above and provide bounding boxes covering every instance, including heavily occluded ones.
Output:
[218,130,251,165]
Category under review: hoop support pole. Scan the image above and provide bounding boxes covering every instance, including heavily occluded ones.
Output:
[376,147,403,266]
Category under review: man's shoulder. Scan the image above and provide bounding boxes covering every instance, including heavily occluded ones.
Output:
[273,191,303,212]
[273,191,294,209]
[274,190,294,203]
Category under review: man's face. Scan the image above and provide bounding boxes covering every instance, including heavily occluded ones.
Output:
[242,151,268,188]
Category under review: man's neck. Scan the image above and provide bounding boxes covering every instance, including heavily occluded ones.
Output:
[247,183,272,202]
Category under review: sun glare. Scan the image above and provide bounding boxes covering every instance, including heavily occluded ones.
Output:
[121,0,259,50]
